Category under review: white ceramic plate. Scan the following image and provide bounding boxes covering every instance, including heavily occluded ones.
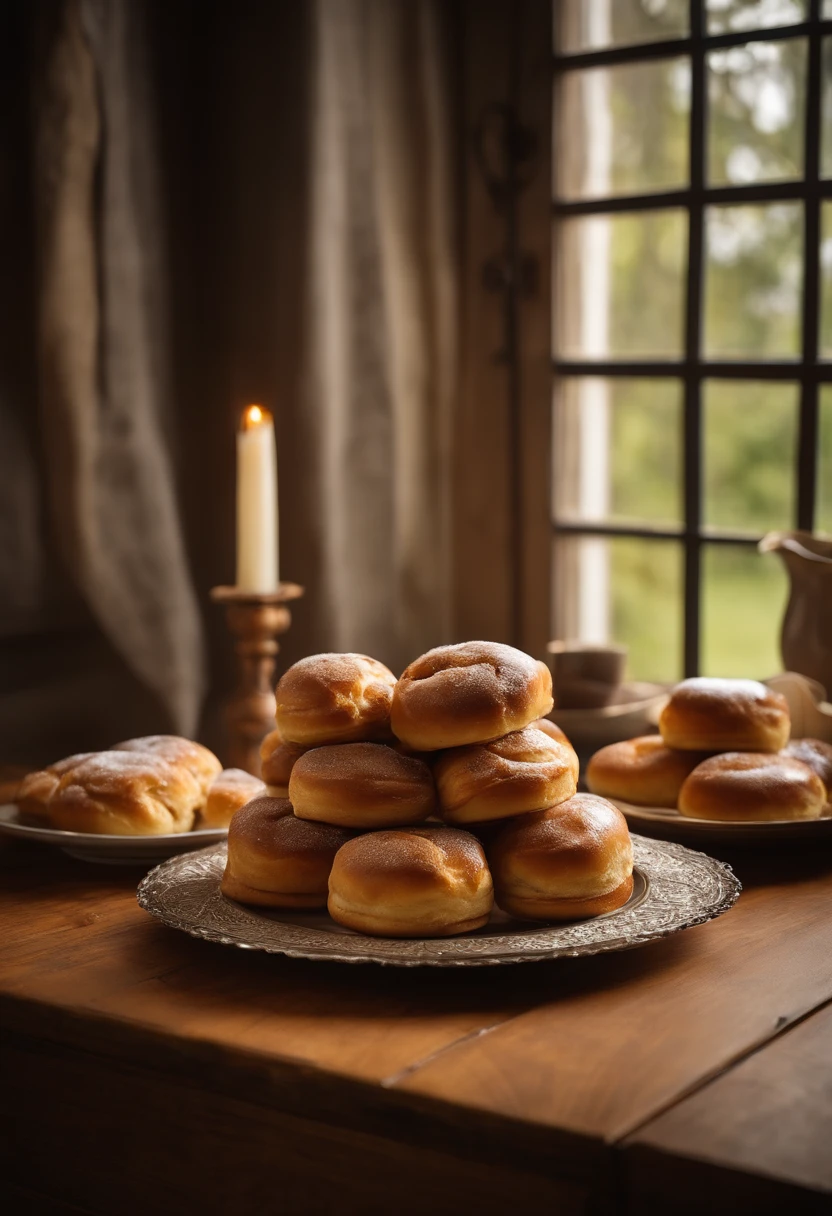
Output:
[0,805,227,866]
[612,798,832,843]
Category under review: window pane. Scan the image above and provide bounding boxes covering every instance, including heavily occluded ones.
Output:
[703,202,803,359]
[818,386,832,535]
[703,380,798,532]
[553,536,683,682]
[706,0,805,35]
[708,40,806,186]
[702,544,788,677]
[554,210,688,359]
[821,203,832,357]
[553,378,683,527]
[555,58,690,200]
[555,0,688,53]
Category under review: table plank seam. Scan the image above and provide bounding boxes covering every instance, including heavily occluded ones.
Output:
[616,987,832,1147]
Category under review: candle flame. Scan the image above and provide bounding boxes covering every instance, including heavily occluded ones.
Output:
[241,404,271,430]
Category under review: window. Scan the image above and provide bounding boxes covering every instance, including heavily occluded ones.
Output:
[551,0,832,681]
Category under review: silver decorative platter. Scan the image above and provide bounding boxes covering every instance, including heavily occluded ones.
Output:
[0,805,227,866]
[137,835,740,968]
[613,799,832,844]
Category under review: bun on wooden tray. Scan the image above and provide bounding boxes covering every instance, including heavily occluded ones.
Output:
[275,654,397,746]
[678,752,825,822]
[202,769,266,827]
[221,796,354,908]
[658,678,789,753]
[289,743,436,829]
[586,736,710,808]
[327,826,493,937]
[487,793,634,921]
[391,641,553,751]
[434,725,577,824]
[48,751,203,835]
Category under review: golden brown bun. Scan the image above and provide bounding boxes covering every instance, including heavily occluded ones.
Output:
[48,752,203,835]
[259,726,311,795]
[202,769,266,827]
[531,717,579,782]
[391,641,554,751]
[586,736,711,808]
[488,794,634,921]
[434,726,577,825]
[112,735,222,797]
[221,796,353,908]
[15,753,97,823]
[783,738,832,807]
[678,752,826,822]
[289,743,436,828]
[275,653,397,746]
[327,827,493,937]
[659,678,790,752]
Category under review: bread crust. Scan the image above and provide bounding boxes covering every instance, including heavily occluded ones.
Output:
[48,751,203,835]
[659,678,790,752]
[275,654,397,746]
[678,752,825,822]
[586,736,710,807]
[113,735,222,797]
[290,743,436,828]
[391,641,553,751]
[15,753,97,824]
[202,769,266,827]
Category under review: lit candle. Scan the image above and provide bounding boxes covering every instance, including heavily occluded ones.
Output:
[236,404,278,591]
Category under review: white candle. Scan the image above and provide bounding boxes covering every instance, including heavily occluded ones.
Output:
[236,404,279,591]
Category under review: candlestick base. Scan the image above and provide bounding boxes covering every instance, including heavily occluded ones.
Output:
[211,583,305,777]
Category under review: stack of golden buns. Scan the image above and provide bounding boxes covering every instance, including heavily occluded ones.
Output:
[224,641,635,937]
[586,677,832,823]
[15,736,264,834]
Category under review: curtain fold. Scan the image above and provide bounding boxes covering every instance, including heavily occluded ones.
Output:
[35,0,205,735]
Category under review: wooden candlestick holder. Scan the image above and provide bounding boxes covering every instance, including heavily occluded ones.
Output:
[211,583,305,777]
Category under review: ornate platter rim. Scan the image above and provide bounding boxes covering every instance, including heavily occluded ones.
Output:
[136,835,740,967]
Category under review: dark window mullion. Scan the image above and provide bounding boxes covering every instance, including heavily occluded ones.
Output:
[798,0,823,530]
[683,0,705,677]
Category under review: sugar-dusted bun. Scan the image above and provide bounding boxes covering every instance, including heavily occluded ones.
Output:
[289,743,436,829]
[784,738,832,809]
[202,769,266,827]
[678,752,825,822]
[488,794,634,921]
[48,751,203,835]
[531,718,580,782]
[275,653,397,746]
[434,726,577,825]
[259,726,310,797]
[586,736,710,808]
[112,735,222,797]
[15,753,97,824]
[659,678,789,752]
[328,826,493,937]
[221,796,353,908]
[391,641,553,751]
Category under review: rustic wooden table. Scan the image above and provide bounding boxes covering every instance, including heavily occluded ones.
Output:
[1,835,831,1216]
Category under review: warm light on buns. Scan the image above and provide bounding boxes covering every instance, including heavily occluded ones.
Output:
[391,641,553,751]
[678,751,826,822]
[113,735,222,797]
[48,751,203,835]
[532,718,580,782]
[289,743,436,828]
[327,827,493,937]
[275,653,397,745]
[259,727,310,797]
[221,796,353,907]
[784,738,832,808]
[659,678,790,752]
[586,736,710,808]
[487,794,634,921]
[202,769,266,827]
[15,753,97,824]
[434,725,577,824]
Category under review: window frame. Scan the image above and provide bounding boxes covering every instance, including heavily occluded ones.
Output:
[552,0,829,675]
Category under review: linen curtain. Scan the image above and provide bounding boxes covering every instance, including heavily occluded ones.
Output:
[19,0,458,747]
